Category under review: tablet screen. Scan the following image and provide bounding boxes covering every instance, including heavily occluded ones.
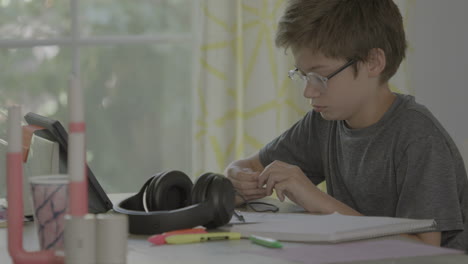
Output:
[24,112,113,214]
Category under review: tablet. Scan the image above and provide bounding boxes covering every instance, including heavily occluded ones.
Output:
[24,112,113,214]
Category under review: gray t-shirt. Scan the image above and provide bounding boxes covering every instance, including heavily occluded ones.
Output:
[259,93,468,250]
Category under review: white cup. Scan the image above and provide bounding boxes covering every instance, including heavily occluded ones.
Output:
[29,174,69,251]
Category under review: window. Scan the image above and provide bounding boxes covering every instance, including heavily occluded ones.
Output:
[0,0,196,194]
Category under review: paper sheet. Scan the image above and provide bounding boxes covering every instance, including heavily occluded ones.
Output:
[224,212,436,242]
[251,239,464,264]
[229,211,312,225]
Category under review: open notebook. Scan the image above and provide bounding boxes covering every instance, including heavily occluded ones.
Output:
[221,212,436,243]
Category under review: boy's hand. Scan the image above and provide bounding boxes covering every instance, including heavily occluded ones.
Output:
[226,166,267,202]
[257,160,317,205]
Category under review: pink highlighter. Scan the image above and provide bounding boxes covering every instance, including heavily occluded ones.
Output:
[148,228,207,245]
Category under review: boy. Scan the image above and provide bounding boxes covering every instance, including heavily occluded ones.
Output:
[225,0,468,250]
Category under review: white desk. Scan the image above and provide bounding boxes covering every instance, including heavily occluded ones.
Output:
[1,194,467,264]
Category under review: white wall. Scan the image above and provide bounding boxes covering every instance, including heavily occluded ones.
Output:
[398,0,468,171]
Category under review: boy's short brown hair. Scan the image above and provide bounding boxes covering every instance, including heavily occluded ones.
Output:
[276,0,407,83]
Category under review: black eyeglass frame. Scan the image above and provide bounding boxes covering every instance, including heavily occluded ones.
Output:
[289,59,357,85]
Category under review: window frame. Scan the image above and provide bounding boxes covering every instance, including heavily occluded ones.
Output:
[0,0,200,192]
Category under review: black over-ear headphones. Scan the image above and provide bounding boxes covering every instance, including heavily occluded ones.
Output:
[113,170,235,235]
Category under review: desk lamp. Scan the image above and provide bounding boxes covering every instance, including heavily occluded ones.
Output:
[7,105,64,264]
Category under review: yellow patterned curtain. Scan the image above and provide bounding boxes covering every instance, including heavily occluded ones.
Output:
[390,0,412,95]
[193,0,309,176]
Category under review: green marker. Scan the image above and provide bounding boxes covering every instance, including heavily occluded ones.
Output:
[249,235,283,248]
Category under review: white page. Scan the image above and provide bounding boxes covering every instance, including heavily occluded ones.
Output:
[229,211,312,225]
[223,212,436,243]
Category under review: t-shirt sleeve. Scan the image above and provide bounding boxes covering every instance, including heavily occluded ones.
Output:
[259,111,325,185]
[395,135,465,232]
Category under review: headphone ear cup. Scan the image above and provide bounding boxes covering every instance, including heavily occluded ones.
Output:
[206,174,235,228]
[145,170,193,211]
[145,172,163,211]
[192,173,235,228]
[191,173,213,204]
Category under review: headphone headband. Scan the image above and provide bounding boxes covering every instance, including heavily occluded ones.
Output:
[114,200,213,234]
[113,170,234,235]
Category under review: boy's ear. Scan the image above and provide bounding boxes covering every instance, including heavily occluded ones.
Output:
[366,48,386,78]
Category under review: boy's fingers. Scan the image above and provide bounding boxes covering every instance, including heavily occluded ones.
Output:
[274,182,287,202]
[257,168,272,188]
[265,174,278,196]
[232,170,260,181]
[242,193,267,201]
[257,163,285,188]
[241,188,267,196]
[229,177,261,190]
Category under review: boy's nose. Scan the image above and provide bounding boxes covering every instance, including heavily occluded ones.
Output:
[303,82,321,99]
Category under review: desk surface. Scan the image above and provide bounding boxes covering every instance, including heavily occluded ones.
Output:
[1,194,467,264]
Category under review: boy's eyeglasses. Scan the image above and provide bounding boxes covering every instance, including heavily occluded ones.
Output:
[288,59,356,93]
[235,192,280,214]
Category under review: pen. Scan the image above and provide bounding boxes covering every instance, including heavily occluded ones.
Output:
[233,210,245,223]
[249,235,283,248]
[148,228,207,245]
[165,232,241,244]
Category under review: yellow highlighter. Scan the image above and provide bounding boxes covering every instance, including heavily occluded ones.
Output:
[165,232,241,245]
